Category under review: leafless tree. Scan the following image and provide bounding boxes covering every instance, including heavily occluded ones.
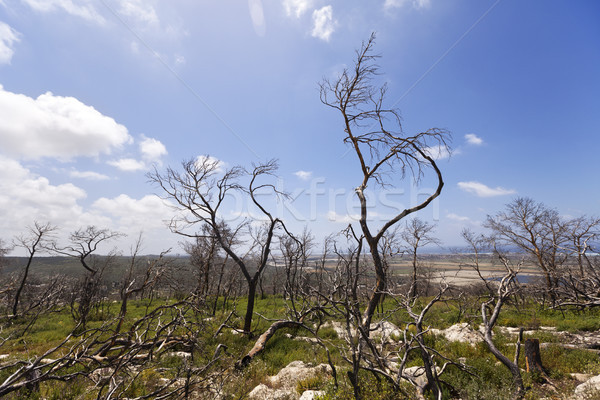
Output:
[551,216,600,307]
[401,218,440,300]
[11,222,56,318]
[319,32,451,333]
[48,226,123,328]
[182,224,219,301]
[50,225,124,276]
[568,216,600,279]
[479,243,526,400]
[460,228,494,293]
[279,227,314,319]
[149,157,296,335]
[485,197,570,296]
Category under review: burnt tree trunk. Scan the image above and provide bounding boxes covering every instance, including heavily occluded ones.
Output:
[524,338,544,373]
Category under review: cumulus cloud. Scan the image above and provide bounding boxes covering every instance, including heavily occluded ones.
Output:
[108,135,167,172]
[0,21,20,64]
[0,86,132,160]
[108,158,146,172]
[283,0,314,18]
[457,181,516,198]
[0,155,179,254]
[0,156,87,237]
[465,133,483,146]
[294,170,312,181]
[384,0,431,10]
[69,170,110,180]
[311,6,335,41]
[139,136,167,162]
[92,194,173,231]
[21,0,105,23]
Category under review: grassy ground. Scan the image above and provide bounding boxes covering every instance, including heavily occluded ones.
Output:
[2,295,600,399]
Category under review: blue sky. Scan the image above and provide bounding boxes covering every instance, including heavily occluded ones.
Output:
[0,0,598,255]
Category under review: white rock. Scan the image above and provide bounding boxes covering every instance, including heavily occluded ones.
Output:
[575,374,600,396]
[371,321,402,343]
[248,383,294,400]
[430,323,483,345]
[248,361,331,400]
[268,360,331,390]
[299,390,325,400]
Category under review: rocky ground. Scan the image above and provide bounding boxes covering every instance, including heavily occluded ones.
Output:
[251,322,600,400]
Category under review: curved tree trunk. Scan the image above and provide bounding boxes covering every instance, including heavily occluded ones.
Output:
[243,279,257,335]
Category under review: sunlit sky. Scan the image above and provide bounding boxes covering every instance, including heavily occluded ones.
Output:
[0,0,598,255]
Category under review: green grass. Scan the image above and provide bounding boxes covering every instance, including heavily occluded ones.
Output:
[3,294,600,399]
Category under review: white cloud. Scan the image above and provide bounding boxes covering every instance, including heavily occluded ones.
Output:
[0,156,87,239]
[446,213,471,222]
[117,0,159,27]
[384,0,431,10]
[458,181,516,198]
[327,210,359,223]
[195,155,226,173]
[248,0,266,37]
[0,156,177,255]
[465,133,483,146]
[0,21,20,64]
[92,194,173,231]
[108,158,146,172]
[107,136,166,172]
[69,170,110,180]
[0,86,132,160]
[21,0,105,23]
[311,6,335,41]
[139,136,167,162]
[446,212,481,225]
[283,0,314,18]
[294,170,312,181]
[423,145,452,160]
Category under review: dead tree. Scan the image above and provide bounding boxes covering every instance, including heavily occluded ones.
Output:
[182,224,219,300]
[150,157,296,335]
[401,218,440,300]
[461,228,494,293]
[554,216,600,307]
[320,32,451,335]
[485,198,570,296]
[480,247,526,400]
[49,225,124,276]
[11,222,55,318]
[49,226,123,328]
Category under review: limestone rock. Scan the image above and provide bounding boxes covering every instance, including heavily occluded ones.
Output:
[248,361,331,400]
[575,374,600,397]
[430,323,483,345]
[248,384,295,400]
[299,390,325,400]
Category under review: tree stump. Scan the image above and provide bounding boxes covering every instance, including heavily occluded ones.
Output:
[524,338,544,373]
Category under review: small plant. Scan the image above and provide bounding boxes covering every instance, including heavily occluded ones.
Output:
[318,326,338,340]
[297,375,326,394]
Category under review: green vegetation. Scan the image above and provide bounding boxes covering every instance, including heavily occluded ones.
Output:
[1,293,600,399]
